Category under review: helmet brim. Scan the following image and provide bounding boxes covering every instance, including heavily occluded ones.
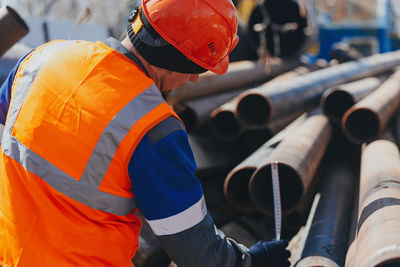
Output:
[208,55,230,75]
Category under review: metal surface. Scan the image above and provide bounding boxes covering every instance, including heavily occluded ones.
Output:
[210,66,312,140]
[236,50,400,128]
[342,70,400,144]
[247,0,317,59]
[330,42,364,63]
[355,138,400,267]
[166,59,302,106]
[176,89,245,132]
[297,160,356,267]
[321,77,382,124]
[223,114,307,213]
[0,6,29,57]
[188,133,242,178]
[209,95,244,141]
[249,114,332,216]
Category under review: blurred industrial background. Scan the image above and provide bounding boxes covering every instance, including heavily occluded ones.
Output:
[2,0,400,266]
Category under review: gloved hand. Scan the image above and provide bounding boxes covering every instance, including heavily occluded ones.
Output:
[248,239,291,267]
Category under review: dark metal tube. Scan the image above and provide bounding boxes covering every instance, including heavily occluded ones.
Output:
[236,51,400,128]
[210,66,313,138]
[296,161,356,267]
[342,70,400,144]
[176,89,244,132]
[166,59,302,106]
[344,172,360,267]
[224,114,307,213]
[330,42,364,64]
[321,77,382,124]
[249,114,332,216]
[355,138,400,266]
[0,6,29,57]
[210,96,244,141]
[188,133,242,177]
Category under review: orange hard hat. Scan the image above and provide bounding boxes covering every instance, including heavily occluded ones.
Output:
[128,0,239,75]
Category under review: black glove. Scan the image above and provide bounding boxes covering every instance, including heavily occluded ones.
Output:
[248,239,291,267]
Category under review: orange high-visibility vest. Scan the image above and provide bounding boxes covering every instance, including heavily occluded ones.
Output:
[0,39,178,266]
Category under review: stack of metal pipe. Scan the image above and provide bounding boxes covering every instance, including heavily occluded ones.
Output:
[165,47,400,267]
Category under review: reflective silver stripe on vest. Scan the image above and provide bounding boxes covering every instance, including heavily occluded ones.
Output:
[80,84,164,188]
[1,41,168,216]
[2,130,136,215]
[6,41,73,129]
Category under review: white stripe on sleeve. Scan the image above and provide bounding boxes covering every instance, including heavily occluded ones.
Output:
[146,195,207,236]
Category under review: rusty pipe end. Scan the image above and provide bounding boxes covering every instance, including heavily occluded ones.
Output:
[236,92,272,129]
[210,110,242,141]
[322,89,355,124]
[249,162,303,216]
[342,108,380,144]
[224,167,258,213]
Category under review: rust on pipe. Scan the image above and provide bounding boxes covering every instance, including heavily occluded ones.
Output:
[166,59,302,106]
[0,6,29,57]
[236,50,400,128]
[355,138,400,267]
[296,161,356,267]
[342,70,400,144]
[223,114,307,213]
[249,114,332,216]
[321,77,382,124]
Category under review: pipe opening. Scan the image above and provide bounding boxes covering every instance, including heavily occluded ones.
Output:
[381,260,400,267]
[178,107,197,132]
[323,90,354,123]
[285,211,304,228]
[237,94,271,128]
[344,108,379,143]
[224,168,256,212]
[242,129,273,152]
[249,163,303,215]
[211,111,241,140]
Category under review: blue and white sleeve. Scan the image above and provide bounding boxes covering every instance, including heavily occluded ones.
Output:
[128,116,251,267]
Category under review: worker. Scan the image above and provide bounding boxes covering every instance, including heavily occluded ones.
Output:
[0,0,291,266]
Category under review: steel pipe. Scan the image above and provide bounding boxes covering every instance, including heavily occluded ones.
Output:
[296,161,356,267]
[210,66,313,140]
[236,50,400,128]
[321,77,383,124]
[166,59,302,106]
[223,114,307,213]
[247,0,317,59]
[330,42,364,64]
[188,133,242,178]
[0,6,29,57]
[342,70,400,144]
[355,138,400,267]
[249,114,332,216]
[344,182,360,267]
[175,89,245,132]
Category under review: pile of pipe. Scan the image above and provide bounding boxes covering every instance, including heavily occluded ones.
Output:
[143,49,400,267]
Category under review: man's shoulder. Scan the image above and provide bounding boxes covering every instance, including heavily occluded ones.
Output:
[147,116,186,145]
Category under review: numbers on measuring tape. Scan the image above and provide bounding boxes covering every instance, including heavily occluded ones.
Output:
[271,161,282,241]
